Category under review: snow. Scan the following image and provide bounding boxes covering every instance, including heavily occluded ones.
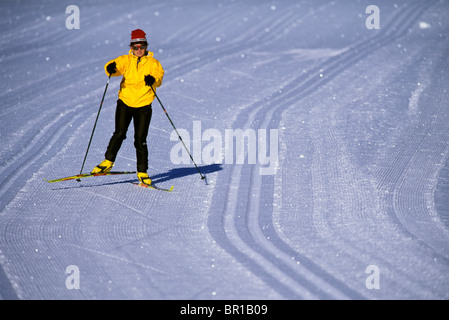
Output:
[1,0,449,300]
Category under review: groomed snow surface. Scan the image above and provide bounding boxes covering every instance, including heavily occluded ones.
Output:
[1,0,449,300]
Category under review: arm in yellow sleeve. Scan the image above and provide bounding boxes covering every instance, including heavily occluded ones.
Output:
[151,59,165,88]
[104,55,129,77]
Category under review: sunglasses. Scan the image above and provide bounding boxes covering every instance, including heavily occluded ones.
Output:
[132,44,147,50]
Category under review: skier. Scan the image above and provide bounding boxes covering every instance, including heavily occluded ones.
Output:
[91,29,164,186]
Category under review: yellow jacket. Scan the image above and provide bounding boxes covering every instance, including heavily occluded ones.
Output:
[105,50,164,108]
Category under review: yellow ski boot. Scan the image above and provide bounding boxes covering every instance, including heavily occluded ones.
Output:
[91,159,114,174]
[137,172,152,186]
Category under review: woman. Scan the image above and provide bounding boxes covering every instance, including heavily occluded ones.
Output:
[92,29,164,186]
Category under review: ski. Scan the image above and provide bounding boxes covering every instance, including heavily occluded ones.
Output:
[45,171,136,183]
[132,182,174,192]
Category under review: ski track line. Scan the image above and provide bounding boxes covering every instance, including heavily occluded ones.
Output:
[227,86,365,299]
[389,50,449,258]
[248,134,364,299]
[207,0,439,299]
[228,98,336,298]
[372,35,449,257]
[237,84,372,299]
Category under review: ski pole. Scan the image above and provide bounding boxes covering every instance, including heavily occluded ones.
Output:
[149,85,206,181]
[77,74,112,181]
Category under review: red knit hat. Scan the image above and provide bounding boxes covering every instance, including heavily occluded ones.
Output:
[130,29,147,44]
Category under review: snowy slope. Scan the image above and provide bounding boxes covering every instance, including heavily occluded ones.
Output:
[1,0,449,300]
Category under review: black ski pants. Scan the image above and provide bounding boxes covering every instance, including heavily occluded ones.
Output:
[105,99,152,173]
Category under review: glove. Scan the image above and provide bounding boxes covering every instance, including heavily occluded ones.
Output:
[144,74,155,87]
[106,62,117,75]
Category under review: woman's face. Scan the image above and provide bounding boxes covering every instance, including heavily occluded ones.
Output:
[131,43,147,58]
